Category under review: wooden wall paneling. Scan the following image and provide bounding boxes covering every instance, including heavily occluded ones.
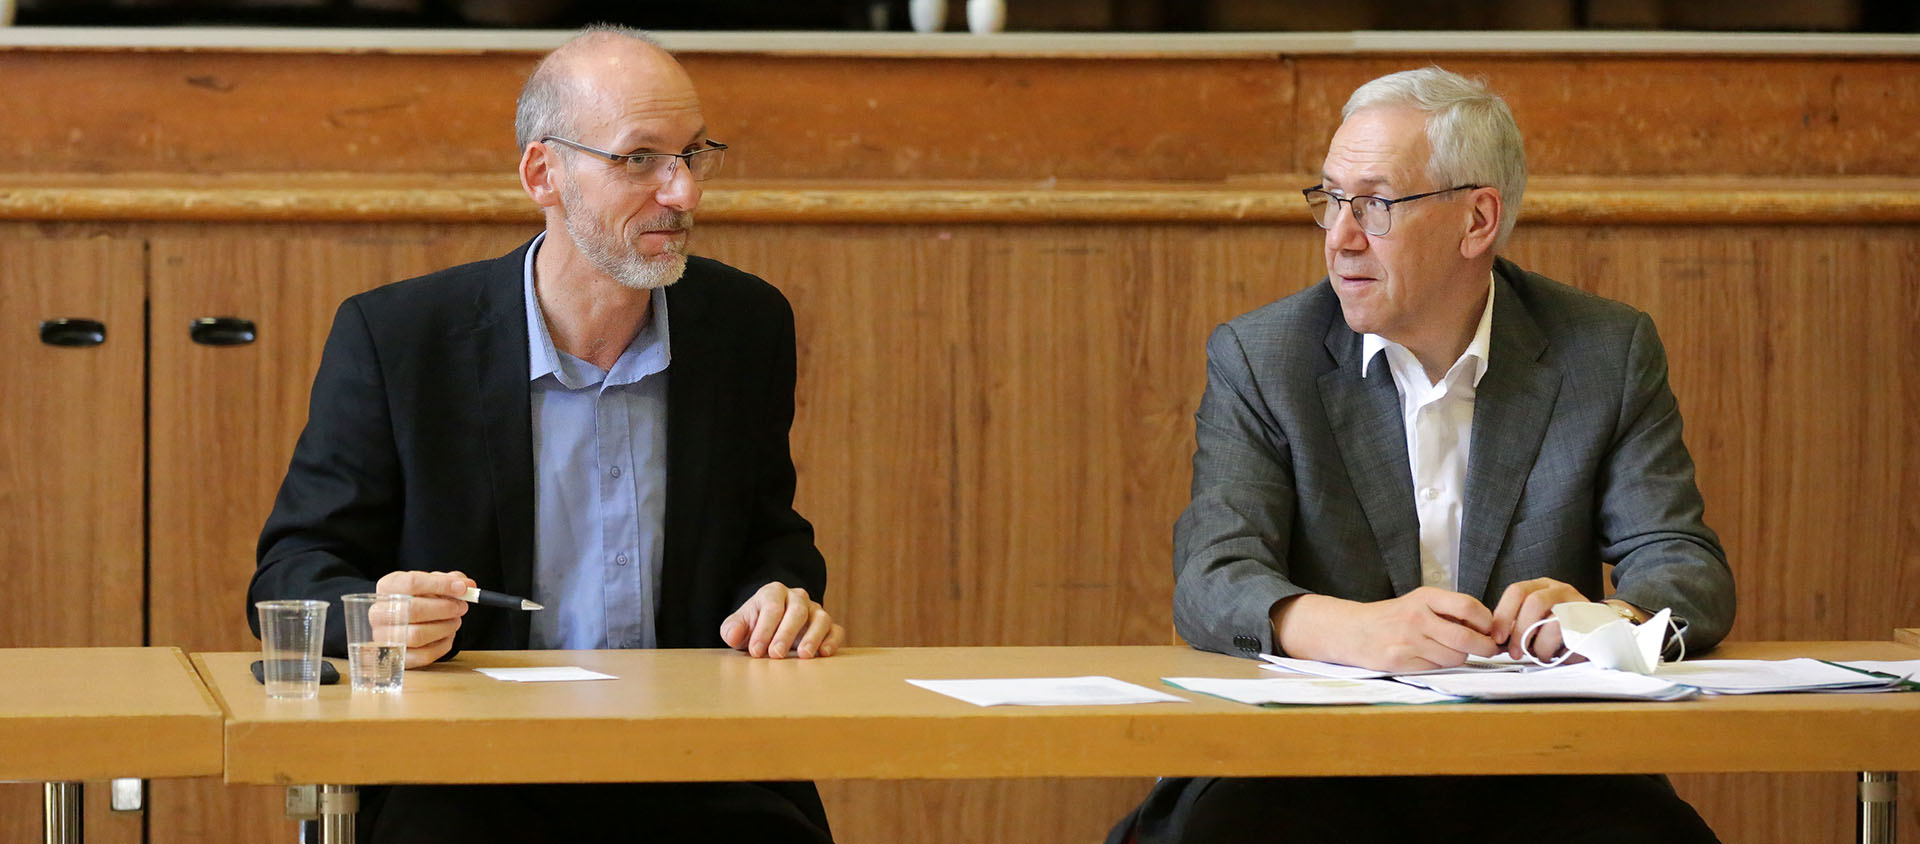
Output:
[1290,57,1920,178]
[143,226,529,844]
[3,49,1917,182]
[695,225,961,650]
[0,51,1295,182]
[690,57,1295,182]
[0,237,147,844]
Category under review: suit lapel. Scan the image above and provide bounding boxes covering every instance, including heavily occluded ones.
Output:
[657,277,713,648]
[471,246,536,648]
[1455,263,1561,603]
[1317,319,1424,596]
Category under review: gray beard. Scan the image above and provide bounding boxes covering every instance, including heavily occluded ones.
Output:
[560,177,693,291]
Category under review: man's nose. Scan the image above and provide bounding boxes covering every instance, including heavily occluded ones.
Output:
[653,159,701,212]
[1326,202,1369,251]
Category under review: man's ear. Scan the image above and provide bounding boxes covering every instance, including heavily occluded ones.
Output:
[520,142,562,209]
[1460,187,1503,259]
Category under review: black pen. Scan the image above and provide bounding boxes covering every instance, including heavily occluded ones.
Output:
[460,587,544,611]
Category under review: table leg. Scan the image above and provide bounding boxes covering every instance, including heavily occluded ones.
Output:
[1859,771,1897,844]
[317,784,357,844]
[42,781,82,844]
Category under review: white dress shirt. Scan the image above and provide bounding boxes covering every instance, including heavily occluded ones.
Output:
[1360,274,1496,592]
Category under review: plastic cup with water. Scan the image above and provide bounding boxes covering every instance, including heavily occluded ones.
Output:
[342,593,411,694]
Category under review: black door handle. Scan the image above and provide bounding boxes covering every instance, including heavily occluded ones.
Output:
[40,318,106,347]
[190,317,256,346]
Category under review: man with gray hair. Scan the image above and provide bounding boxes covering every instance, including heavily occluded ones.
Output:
[251,25,841,842]
[1108,67,1731,843]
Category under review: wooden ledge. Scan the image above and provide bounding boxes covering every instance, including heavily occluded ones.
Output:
[2,174,1917,225]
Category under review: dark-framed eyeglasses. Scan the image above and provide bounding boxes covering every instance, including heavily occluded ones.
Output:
[1302,184,1481,237]
[541,136,729,184]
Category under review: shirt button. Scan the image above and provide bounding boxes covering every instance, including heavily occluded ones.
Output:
[615,553,628,566]
[1421,487,1440,501]
[610,465,621,478]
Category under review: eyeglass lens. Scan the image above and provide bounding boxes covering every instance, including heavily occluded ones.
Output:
[1304,191,1389,236]
[626,148,725,183]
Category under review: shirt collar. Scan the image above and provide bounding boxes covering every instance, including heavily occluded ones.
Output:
[524,232,561,382]
[524,231,673,388]
[1361,271,1496,387]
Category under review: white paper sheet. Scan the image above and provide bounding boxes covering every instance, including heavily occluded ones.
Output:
[1259,652,1526,680]
[1397,663,1696,701]
[473,666,619,683]
[905,676,1188,707]
[1652,659,1903,694]
[1163,676,1460,706]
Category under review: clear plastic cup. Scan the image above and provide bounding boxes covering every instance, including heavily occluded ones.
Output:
[342,593,411,694]
[255,599,328,699]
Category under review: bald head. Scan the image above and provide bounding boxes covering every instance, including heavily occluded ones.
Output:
[513,26,697,152]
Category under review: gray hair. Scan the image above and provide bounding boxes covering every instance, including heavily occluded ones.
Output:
[1343,67,1527,248]
[513,24,666,151]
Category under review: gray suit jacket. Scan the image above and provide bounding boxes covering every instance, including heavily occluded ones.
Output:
[1173,257,1735,659]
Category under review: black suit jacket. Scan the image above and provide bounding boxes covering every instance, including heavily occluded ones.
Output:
[249,240,827,657]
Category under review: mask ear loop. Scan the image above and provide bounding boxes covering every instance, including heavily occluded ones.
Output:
[1519,616,1573,668]
[1665,613,1686,664]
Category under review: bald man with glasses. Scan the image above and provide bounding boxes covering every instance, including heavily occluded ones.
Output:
[1108,67,1733,844]
[250,24,841,843]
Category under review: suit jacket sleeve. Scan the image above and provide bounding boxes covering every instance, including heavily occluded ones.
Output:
[730,286,827,612]
[249,297,399,656]
[1172,323,1310,657]
[1597,311,1736,649]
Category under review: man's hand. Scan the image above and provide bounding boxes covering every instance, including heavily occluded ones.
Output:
[372,570,473,668]
[1272,587,1500,673]
[1489,577,1589,660]
[719,582,846,659]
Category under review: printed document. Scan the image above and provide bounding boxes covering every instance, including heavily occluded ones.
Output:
[906,676,1188,707]
[1164,676,1460,706]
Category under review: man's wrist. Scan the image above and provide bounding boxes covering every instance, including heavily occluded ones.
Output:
[1601,598,1648,624]
[1270,593,1336,659]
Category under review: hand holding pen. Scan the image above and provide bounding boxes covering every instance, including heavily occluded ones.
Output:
[371,570,479,668]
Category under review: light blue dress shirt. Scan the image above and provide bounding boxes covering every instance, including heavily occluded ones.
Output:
[522,233,671,650]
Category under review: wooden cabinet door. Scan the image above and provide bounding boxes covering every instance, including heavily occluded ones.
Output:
[145,228,527,844]
[0,237,147,844]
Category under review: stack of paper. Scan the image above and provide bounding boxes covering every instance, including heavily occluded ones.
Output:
[1652,659,1906,694]
[1259,653,1527,680]
[1397,663,1697,701]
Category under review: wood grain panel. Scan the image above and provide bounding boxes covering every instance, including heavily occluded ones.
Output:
[689,57,1293,182]
[6,49,1915,180]
[690,227,958,649]
[1292,56,1920,177]
[0,51,1293,181]
[0,238,147,844]
[144,228,529,844]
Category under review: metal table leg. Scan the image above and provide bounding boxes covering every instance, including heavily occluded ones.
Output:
[1859,771,1897,844]
[43,781,82,844]
[318,784,357,844]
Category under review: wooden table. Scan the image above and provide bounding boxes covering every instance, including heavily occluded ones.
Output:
[0,648,224,844]
[196,642,1920,844]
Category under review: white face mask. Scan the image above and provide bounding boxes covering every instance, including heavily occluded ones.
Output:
[1521,603,1681,675]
